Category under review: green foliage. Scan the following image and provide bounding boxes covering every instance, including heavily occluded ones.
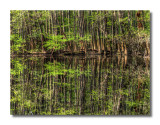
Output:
[44,62,66,76]
[56,108,76,115]
[80,34,91,42]
[43,35,66,51]
[11,59,26,76]
[10,34,26,53]
[44,61,92,78]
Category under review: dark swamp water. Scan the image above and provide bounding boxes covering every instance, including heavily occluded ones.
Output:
[10,55,150,115]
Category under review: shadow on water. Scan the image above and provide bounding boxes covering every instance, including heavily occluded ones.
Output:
[10,54,150,116]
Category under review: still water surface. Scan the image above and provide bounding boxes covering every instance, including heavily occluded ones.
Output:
[10,55,150,115]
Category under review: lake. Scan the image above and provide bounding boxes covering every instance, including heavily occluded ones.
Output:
[10,55,150,115]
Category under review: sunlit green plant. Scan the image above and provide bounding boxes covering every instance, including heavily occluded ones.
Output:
[10,34,26,53]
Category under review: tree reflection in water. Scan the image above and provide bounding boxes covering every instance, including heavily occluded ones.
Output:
[10,55,150,115]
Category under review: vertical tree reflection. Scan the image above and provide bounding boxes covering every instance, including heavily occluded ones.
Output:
[10,55,150,115]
